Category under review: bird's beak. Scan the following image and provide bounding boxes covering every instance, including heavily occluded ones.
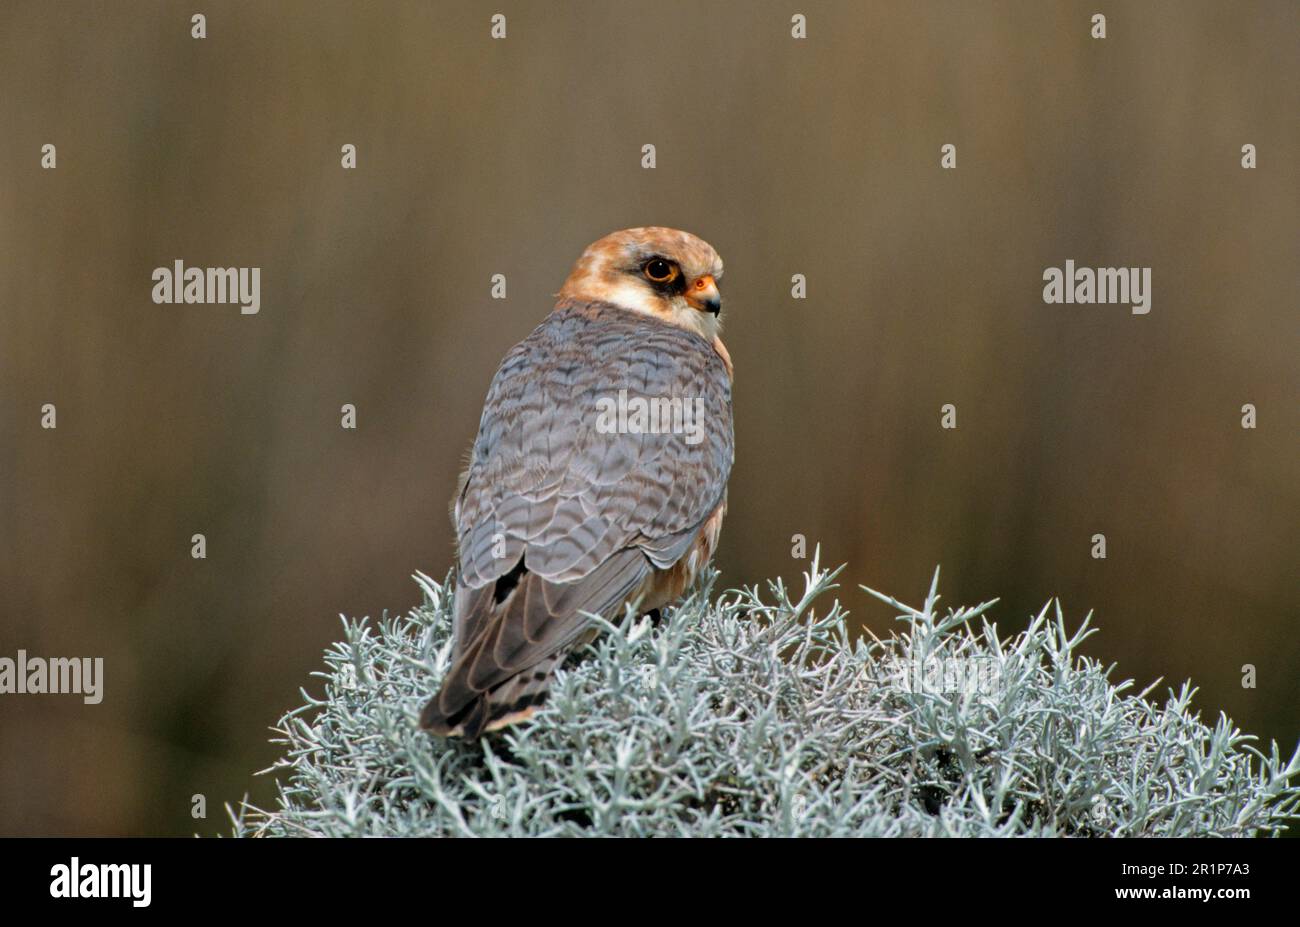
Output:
[685,274,721,315]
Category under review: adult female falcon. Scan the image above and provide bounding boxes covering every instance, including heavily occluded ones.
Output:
[420,227,734,737]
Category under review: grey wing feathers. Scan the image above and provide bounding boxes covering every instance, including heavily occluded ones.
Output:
[420,303,733,736]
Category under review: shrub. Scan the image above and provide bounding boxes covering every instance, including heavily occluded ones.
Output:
[231,555,1300,837]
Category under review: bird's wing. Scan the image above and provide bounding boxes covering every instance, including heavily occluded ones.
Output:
[427,302,732,731]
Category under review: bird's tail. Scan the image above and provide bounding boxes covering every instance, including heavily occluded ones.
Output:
[421,550,649,737]
[420,648,566,738]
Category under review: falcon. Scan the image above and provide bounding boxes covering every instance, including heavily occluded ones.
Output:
[420,227,734,737]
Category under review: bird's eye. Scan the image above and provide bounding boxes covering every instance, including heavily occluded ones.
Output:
[643,259,678,284]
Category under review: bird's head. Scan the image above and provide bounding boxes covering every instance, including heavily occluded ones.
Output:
[558,227,724,340]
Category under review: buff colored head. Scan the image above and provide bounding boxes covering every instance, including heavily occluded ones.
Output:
[558,227,724,340]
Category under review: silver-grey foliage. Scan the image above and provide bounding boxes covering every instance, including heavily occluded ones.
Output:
[231,554,1300,837]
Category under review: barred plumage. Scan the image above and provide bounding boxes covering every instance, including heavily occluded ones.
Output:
[421,228,734,737]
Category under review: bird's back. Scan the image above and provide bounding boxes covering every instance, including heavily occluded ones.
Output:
[421,300,733,737]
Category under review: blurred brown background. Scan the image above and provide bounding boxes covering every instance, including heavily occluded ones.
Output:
[1,1,1296,836]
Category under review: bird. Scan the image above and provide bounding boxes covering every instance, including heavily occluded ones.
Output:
[420,227,734,737]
